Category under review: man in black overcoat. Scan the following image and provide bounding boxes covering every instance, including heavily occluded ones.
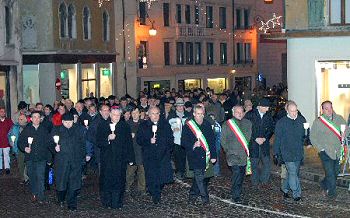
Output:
[181,104,217,205]
[51,113,86,211]
[244,98,274,187]
[96,106,134,209]
[136,106,174,204]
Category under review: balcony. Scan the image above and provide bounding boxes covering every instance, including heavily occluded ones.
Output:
[176,24,206,37]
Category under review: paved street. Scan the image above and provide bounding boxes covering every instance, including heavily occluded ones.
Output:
[1,161,350,218]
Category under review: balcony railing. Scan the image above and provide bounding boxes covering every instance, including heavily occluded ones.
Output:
[176,25,206,37]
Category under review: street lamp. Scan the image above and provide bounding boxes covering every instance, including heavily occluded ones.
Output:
[149,20,157,36]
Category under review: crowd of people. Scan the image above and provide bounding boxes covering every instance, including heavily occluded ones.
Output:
[0,86,346,211]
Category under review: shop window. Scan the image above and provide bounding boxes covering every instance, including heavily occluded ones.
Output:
[264,0,273,3]
[206,42,214,65]
[100,63,113,98]
[176,4,182,24]
[68,4,76,39]
[83,6,91,40]
[59,3,67,38]
[82,64,96,98]
[103,11,110,42]
[184,79,201,91]
[61,64,78,102]
[206,6,213,28]
[186,42,193,65]
[164,42,170,66]
[0,71,8,112]
[219,7,226,29]
[185,5,191,24]
[163,3,170,27]
[329,0,350,24]
[194,42,201,65]
[220,43,227,65]
[176,42,184,65]
[208,78,226,93]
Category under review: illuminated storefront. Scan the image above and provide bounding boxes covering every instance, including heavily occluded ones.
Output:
[207,78,226,93]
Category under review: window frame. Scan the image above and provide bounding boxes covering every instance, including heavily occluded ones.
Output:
[219,7,227,29]
[206,6,213,28]
[163,3,170,27]
[176,42,184,65]
[59,3,67,38]
[67,4,76,39]
[206,42,214,65]
[164,42,170,66]
[102,10,110,42]
[83,6,92,40]
[220,43,227,65]
[329,0,350,25]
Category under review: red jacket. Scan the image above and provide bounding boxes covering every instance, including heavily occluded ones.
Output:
[0,118,14,148]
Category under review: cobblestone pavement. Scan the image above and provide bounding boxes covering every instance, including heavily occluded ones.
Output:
[1,165,350,218]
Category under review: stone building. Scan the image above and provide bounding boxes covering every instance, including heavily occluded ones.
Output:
[286,0,350,122]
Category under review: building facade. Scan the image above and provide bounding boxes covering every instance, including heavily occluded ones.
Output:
[20,0,116,105]
[286,0,350,123]
[115,0,235,97]
[0,0,21,116]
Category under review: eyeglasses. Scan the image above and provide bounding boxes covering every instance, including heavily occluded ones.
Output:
[149,112,160,115]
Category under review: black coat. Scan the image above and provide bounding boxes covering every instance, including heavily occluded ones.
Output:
[51,124,86,191]
[136,119,174,186]
[127,119,143,165]
[97,119,135,192]
[18,123,51,162]
[244,109,274,158]
[86,114,107,164]
[181,119,217,170]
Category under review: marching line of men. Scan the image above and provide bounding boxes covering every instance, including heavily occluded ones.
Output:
[0,96,348,211]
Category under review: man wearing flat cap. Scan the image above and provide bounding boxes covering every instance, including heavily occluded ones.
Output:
[50,113,86,211]
[244,98,274,188]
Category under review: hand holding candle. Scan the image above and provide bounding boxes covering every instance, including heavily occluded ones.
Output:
[84,120,89,127]
[341,124,346,144]
[53,135,60,152]
[303,123,309,136]
[27,137,33,148]
[152,125,157,138]
[108,123,116,143]
[10,135,16,146]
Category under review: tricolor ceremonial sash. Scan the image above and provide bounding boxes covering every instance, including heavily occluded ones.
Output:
[227,119,252,175]
[319,115,347,163]
[187,119,211,169]
[319,115,341,140]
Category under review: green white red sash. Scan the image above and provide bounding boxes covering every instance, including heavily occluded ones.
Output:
[227,119,252,175]
[319,115,347,163]
[319,115,341,140]
[187,119,211,169]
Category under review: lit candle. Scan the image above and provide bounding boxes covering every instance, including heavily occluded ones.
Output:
[303,123,309,130]
[84,120,89,126]
[152,125,157,138]
[53,135,60,144]
[341,124,346,133]
[10,135,16,143]
[110,123,116,132]
[28,137,33,148]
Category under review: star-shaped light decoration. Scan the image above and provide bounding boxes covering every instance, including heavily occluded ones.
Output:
[259,13,283,33]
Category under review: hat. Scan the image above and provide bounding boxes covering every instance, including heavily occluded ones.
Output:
[62,113,74,121]
[175,98,185,106]
[184,101,193,108]
[18,101,28,110]
[164,98,173,105]
[258,98,270,107]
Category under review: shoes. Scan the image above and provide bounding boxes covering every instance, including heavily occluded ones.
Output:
[293,197,301,202]
[31,195,37,203]
[232,198,242,204]
[152,196,161,204]
[280,189,290,199]
[201,197,209,205]
[68,206,77,211]
[5,169,10,175]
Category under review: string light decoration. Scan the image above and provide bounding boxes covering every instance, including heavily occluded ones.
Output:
[259,13,282,34]
[140,0,157,9]
[98,0,111,7]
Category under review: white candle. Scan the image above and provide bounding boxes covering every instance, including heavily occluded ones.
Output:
[152,125,157,133]
[53,135,60,144]
[110,123,116,132]
[197,132,202,140]
[84,120,89,126]
[303,123,309,130]
[27,137,33,144]
[341,124,346,132]
[11,135,16,143]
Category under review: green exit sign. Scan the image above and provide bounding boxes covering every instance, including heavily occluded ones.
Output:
[102,69,111,76]
[60,70,68,79]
